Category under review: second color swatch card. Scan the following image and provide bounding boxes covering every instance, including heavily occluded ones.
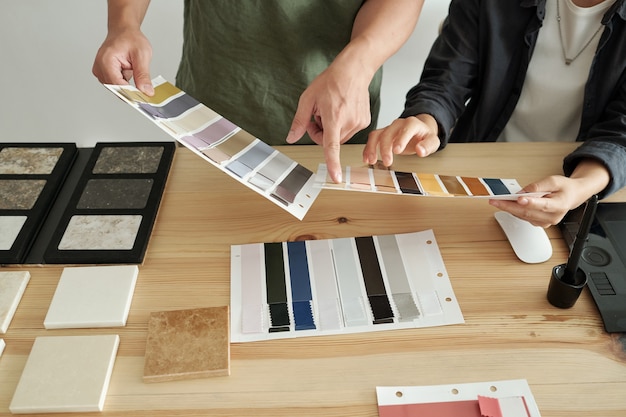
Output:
[230,229,464,342]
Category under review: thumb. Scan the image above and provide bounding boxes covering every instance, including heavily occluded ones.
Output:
[130,53,154,96]
[133,72,154,96]
[286,99,313,144]
[415,134,440,157]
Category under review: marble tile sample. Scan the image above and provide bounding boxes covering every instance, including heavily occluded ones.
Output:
[58,214,143,250]
[0,271,30,333]
[0,338,5,358]
[10,334,119,414]
[0,216,27,250]
[44,265,138,329]
[143,306,230,382]
[93,146,164,174]
[0,179,47,210]
[0,146,63,174]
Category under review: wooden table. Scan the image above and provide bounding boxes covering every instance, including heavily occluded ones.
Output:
[1,142,625,417]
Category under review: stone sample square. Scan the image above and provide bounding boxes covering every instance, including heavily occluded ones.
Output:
[143,306,230,382]
[0,271,30,333]
[9,334,119,414]
[44,265,138,329]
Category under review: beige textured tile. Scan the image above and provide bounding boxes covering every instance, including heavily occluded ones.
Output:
[143,306,230,383]
[0,271,30,333]
[9,334,119,414]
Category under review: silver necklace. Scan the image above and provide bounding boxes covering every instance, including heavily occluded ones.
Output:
[556,0,604,65]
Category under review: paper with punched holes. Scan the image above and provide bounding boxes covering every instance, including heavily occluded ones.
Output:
[377,379,541,417]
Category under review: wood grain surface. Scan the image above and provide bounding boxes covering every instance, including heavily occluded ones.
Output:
[1,142,625,417]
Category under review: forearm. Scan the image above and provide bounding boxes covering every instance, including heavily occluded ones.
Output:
[107,0,151,33]
[569,158,611,201]
[332,0,424,79]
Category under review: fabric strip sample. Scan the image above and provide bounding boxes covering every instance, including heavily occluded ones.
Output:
[461,176,490,196]
[394,171,422,195]
[239,244,264,334]
[306,240,342,331]
[349,166,373,190]
[162,106,221,135]
[192,117,237,145]
[287,241,315,330]
[482,178,510,195]
[376,234,420,321]
[372,169,398,193]
[272,164,312,204]
[354,236,394,324]
[439,175,469,196]
[264,243,290,332]
[138,93,200,119]
[331,238,369,327]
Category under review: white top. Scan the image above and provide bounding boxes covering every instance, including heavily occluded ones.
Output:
[499,0,615,143]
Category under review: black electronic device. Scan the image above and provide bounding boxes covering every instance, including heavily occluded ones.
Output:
[559,202,626,333]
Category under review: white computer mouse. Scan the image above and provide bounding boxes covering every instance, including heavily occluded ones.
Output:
[494,211,553,263]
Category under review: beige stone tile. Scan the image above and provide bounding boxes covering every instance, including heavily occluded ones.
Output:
[9,334,119,413]
[0,271,30,333]
[143,306,230,382]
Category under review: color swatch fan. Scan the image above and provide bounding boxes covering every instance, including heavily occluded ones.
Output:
[314,164,547,200]
[104,76,321,220]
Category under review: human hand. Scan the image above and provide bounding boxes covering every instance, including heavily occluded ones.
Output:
[362,114,440,167]
[489,176,600,227]
[489,159,611,227]
[285,64,371,183]
[92,28,154,96]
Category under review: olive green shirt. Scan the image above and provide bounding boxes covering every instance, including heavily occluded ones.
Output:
[176,0,382,145]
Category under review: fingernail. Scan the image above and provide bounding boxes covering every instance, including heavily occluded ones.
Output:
[142,84,154,96]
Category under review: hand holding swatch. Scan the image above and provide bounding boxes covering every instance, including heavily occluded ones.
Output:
[314,163,547,200]
[104,76,321,220]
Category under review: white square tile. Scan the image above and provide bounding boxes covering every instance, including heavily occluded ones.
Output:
[44,265,138,329]
[0,338,5,357]
[9,334,120,414]
[0,271,30,333]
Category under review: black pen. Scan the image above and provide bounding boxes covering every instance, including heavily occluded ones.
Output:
[563,194,599,285]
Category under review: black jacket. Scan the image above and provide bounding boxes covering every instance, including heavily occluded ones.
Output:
[402,0,626,198]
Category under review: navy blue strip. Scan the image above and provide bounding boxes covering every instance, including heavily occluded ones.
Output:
[292,301,316,330]
[483,178,510,195]
[287,241,316,331]
[287,241,313,301]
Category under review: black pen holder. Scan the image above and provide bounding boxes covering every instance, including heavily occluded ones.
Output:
[547,264,588,308]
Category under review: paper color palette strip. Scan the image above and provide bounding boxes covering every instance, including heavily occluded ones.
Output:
[376,379,541,417]
[104,76,321,220]
[314,164,547,200]
[230,229,464,342]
